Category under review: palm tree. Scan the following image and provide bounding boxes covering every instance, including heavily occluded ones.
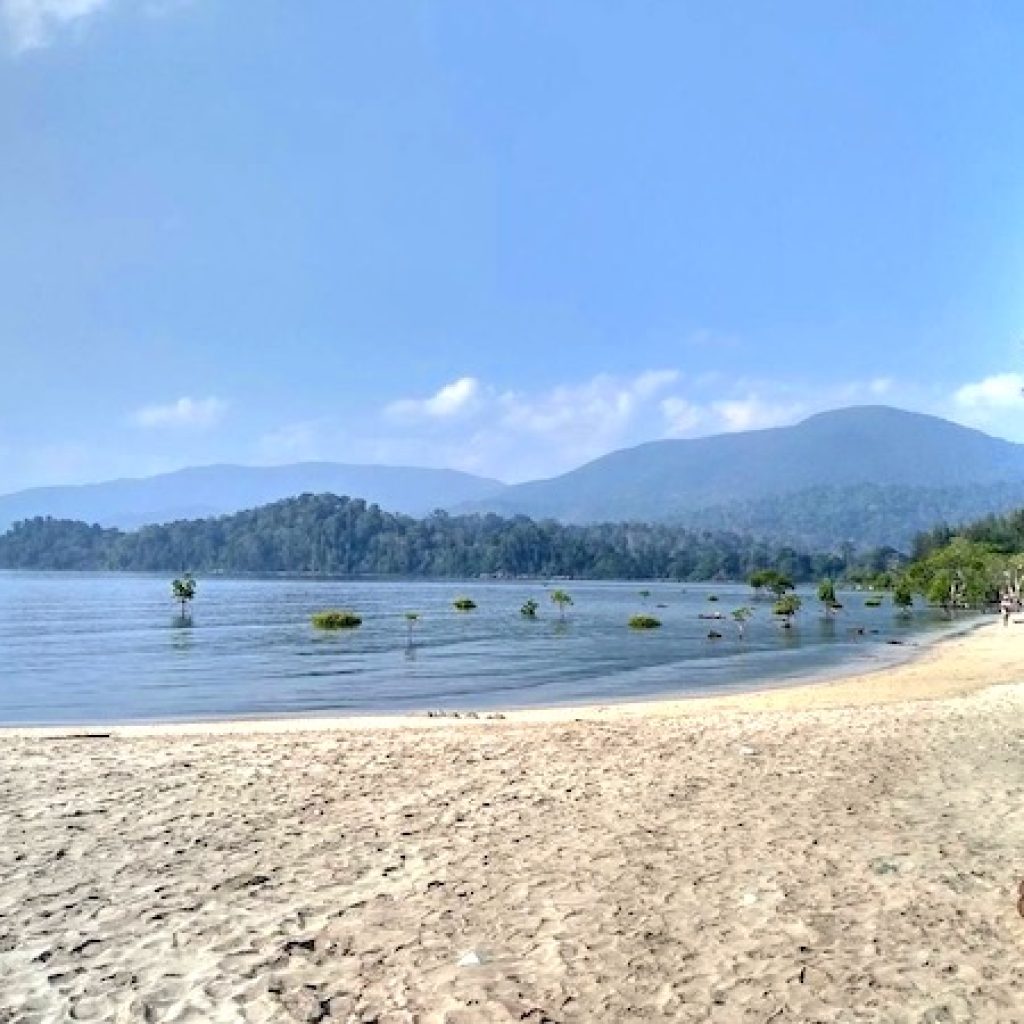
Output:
[550,589,573,621]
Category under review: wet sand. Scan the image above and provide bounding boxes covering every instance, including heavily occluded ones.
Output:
[2,619,1023,1022]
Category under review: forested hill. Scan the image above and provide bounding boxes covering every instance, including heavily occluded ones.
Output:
[0,493,891,581]
[672,481,1024,552]
[0,462,505,532]
[911,507,1024,561]
[459,407,1024,547]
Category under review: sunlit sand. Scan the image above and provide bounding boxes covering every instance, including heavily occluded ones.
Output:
[2,619,1022,1022]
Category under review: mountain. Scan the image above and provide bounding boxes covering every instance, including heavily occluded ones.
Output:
[7,407,1024,552]
[0,463,505,532]
[459,407,1024,549]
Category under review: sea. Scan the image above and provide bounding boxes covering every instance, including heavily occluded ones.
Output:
[0,572,981,726]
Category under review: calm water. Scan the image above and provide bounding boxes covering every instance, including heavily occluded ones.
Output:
[0,573,977,725]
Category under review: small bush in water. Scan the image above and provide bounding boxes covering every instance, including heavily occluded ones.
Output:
[312,610,362,629]
[865,597,883,608]
[453,597,477,611]
[629,614,662,629]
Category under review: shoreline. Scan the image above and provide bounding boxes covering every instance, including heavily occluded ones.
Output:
[2,615,1006,739]
[4,614,1024,1021]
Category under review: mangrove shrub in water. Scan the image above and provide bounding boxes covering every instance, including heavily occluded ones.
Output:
[773,594,802,626]
[550,589,573,620]
[312,610,362,629]
[171,573,197,619]
[629,614,662,629]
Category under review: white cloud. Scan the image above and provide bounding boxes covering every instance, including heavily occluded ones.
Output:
[247,372,914,484]
[711,396,804,432]
[497,370,679,440]
[370,371,921,479]
[660,396,703,436]
[385,376,482,421]
[2,0,113,50]
[132,395,228,430]
[954,373,1024,410]
[656,375,903,440]
[370,369,683,480]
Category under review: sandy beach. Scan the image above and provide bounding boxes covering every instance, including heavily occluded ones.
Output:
[2,619,1024,1022]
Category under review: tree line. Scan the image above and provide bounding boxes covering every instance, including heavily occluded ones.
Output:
[899,508,1024,610]
[0,492,891,581]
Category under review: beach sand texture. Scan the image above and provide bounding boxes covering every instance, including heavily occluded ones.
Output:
[2,621,1024,1022]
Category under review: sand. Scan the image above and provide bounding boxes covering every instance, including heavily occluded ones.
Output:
[2,619,1024,1022]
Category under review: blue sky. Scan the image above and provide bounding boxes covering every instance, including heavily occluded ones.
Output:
[2,1,1023,492]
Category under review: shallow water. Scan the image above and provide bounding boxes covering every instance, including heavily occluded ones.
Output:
[0,573,975,725]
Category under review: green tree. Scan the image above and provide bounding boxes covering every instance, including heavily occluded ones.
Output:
[550,589,573,620]
[732,606,753,639]
[171,573,196,619]
[892,578,914,614]
[773,593,802,627]
[817,578,840,617]
[926,572,955,616]
[750,568,795,598]
[748,569,773,597]
[906,537,1002,611]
